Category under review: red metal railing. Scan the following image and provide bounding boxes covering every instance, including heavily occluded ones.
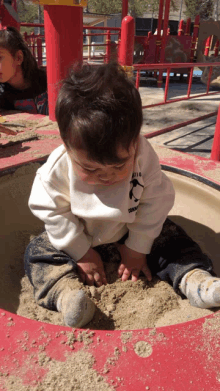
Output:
[134,62,220,107]
[21,22,121,66]
[134,62,220,160]
[83,25,120,63]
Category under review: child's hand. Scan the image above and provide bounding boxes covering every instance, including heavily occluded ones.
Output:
[116,244,152,282]
[77,248,107,287]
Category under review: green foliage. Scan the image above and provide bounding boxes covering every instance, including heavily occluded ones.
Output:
[88,0,122,14]
[88,0,177,17]
[184,0,214,20]
[17,0,44,34]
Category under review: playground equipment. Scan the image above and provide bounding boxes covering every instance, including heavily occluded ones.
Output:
[0,114,220,388]
[0,0,19,30]
[18,1,220,161]
[0,1,220,388]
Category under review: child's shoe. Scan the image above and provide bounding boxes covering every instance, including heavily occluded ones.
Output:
[180,269,220,309]
[57,289,95,328]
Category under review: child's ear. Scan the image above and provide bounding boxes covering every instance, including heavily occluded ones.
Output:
[15,50,24,66]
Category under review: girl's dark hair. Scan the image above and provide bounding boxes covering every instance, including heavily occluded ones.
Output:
[55,62,143,165]
[0,26,40,82]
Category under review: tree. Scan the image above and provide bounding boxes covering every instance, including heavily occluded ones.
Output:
[87,0,122,14]
[184,0,214,20]
[17,0,44,34]
[88,0,177,17]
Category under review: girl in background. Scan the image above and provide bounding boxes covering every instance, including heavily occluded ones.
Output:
[0,26,48,123]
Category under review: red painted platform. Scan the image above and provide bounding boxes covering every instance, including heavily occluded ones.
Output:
[0,112,61,173]
[0,310,219,390]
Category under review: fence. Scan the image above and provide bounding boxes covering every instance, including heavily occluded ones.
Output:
[133,61,220,159]
[82,25,120,63]
[20,21,220,160]
[21,23,121,67]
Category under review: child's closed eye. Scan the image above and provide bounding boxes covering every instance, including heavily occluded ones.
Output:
[83,167,97,173]
[115,163,126,170]
[83,164,125,173]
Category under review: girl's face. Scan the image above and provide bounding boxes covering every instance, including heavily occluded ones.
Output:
[68,143,137,186]
[0,48,23,84]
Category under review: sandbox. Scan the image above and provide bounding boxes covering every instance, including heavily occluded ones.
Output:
[0,159,220,390]
[0,163,218,330]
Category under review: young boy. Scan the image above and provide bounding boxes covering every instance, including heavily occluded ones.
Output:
[25,63,220,328]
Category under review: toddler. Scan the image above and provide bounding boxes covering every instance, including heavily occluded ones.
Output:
[25,62,220,328]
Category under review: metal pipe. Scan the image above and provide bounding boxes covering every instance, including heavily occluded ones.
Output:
[155,0,164,71]
[178,19,184,36]
[185,18,191,35]
[187,67,193,98]
[164,68,170,102]
[118,15,135,72]
[142,91,220,109]
[135,70,140,89]
[158,0,171,86]
[134,62,220,69]
[105,30,111,64]
[204,35,212,56]
[122,0,128,20]
[144,111,218,139]
[190,14,200,62]
[206,67,213,93]
[211,104,220,160]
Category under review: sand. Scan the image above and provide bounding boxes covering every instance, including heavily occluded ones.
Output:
[0,88,219,390]
[0,87,219,332]
[16,241,215,330]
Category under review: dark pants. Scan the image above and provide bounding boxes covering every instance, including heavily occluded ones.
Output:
[24,218,214,311]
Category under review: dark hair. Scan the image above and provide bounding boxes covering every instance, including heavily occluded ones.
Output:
[0,27,41,82]
[55,62,143,165]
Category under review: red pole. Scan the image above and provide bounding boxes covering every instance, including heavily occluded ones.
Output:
[158,0,171,87]
[135,70,140,89]
[204,35,212,56]
[187,67,193,98]
[37,37,42,67]
[164,68,170,102]
[31,32,35,56]
[155,0,164,64]
[178,19,184,36]
[23,31,28,43]
[105,30,111,63]
[117,30,121,61]
[214,39,220,56]
[118,15,135,76]
[211,104,220,161]
[122,0,128,20]
[185,18,191,35]
[190,14,200,62]
[43,5,83,121]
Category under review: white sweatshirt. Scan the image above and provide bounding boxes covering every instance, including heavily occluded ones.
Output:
[29,136,175,261]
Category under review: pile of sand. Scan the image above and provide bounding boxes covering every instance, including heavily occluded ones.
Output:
[17,242,214,330]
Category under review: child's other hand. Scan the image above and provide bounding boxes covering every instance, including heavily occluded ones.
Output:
[77,248,107,287]
[117,244,152,282]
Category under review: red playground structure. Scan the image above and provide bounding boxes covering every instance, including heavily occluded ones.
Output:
[0,1,220,390]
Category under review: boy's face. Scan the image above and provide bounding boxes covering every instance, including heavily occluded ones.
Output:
[68,143,136,186]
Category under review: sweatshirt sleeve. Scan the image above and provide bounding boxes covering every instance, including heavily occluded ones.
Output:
[28,173,92,261]
[125,142,175,254]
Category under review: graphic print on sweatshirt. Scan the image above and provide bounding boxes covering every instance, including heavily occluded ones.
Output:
[128,171,144,213]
